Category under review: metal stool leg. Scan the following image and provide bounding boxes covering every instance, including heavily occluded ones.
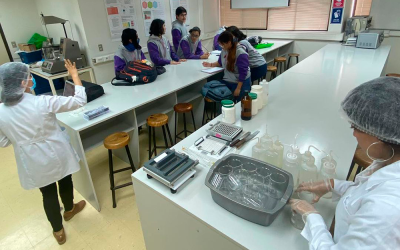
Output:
[296,56,299,64]
[148,126,152,159]
[152,126,157,157]
[191,110,196,131]
[287,57,291,70]
[161,125,169,148]
[202,102,206,125]
[280,62,283,74]
[108,149,116,208]
[175,112,178,144]
[125,145,136,172]
[165,123,174,147]
[183,113,187,138]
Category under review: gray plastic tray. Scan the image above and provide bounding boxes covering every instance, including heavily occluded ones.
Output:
[205,154,293,226]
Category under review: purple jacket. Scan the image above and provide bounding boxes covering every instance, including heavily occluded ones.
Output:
[114,45,146,75]
[213,34,222,51]
[147,35,179,66]
[178,38,204,59]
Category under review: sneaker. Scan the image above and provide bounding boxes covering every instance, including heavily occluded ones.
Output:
[53,227,66,245]
[63,200,86,221]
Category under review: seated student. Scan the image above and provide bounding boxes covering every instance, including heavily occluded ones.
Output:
[213,26,226,51]
[171,6,188,52]
[114,28,146,76]
[226,26,267,83]
[203,31,251,101]
[177,27,210,60]
[147,19,186,66]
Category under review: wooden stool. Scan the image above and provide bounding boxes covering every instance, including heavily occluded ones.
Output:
[103,132,136,208]
[174,103,196,143]
[267,65,278,81]
[346,145,373,181]
[386,73,400,78]
[287,53,300,69]
[273,57,286,75]
[147,114,174,159]
[202,97,218,125]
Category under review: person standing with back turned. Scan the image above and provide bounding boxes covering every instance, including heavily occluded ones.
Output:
[171,6,188,52]
[0,60,87,245]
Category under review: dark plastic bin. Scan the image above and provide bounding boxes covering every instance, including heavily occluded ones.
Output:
[33,74,65,95]
[18,50,42,64]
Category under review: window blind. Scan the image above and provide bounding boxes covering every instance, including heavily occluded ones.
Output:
[354,0,372,16]
[220,0,268,29]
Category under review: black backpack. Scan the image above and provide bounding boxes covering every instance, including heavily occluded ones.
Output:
[82,80,105,102]
[112,61,158,86]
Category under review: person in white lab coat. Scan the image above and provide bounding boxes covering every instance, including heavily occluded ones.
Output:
[0,60,87,245]
[290,76,400,249]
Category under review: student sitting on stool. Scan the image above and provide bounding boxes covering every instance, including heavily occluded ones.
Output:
[177,27,210,60]
[114,28,146,76]
[203,31,251,102]
[147,19,186,66]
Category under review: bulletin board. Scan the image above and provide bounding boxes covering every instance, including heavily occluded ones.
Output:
[169,0,190,26]
[104,0,137,41]
[140,0,167,36]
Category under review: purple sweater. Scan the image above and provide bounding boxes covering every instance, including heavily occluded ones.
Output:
[213,34,222,51]
[172,29,182,52]
[218,52,249,82]
[179,40,204,59]
[148,41,179,66]
[114,47,146,75]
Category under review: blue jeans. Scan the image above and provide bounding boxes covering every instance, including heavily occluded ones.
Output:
[222,78,252,102]
[250,63,267,82]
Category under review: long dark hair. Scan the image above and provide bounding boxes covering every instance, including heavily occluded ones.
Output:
[121,28,141,49]
[218,31,237,72]
[226,26,247,41]
[149,19,165,36]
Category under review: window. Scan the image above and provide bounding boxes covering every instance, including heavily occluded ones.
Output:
[354,0,372,16]
[220,0,267,29]
[220,0,332,31]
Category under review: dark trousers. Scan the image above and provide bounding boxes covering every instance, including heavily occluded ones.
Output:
[223,78,252,103]
[250,63,267,82]
[39,175,74,232]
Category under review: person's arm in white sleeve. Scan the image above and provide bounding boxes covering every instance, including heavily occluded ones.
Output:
[332,179,355,201]
[0,128,11,147]
[42,59,87,114]
[302,193,400,250]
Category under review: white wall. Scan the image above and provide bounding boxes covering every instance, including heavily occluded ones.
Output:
[0,0,43,60]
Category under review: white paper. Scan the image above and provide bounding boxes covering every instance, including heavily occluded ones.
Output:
[104,0,137,41]
[141,0,167,37]
[169,0,190,26]
[201,67,224,74]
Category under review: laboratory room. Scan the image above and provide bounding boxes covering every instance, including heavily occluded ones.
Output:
[0,0,400,249]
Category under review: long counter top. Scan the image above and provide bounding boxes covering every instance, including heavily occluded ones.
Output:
[132,44,391,249]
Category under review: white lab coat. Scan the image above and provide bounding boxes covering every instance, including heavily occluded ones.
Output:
[0,86,87,189]
[301,160,400,249]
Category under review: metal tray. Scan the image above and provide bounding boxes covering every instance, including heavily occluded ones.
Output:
[205,154,293,226]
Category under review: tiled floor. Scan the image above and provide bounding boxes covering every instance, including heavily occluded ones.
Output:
[0,122,193,250]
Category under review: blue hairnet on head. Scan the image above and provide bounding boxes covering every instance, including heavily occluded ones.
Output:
[341,76,400,145]
[0,62,30,106]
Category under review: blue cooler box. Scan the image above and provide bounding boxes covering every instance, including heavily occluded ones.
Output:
[18,50,42,64]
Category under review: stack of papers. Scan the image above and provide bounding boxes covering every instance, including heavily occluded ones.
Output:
[201,67,224,74]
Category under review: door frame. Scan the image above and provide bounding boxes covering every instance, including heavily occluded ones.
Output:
[0,23,14,62]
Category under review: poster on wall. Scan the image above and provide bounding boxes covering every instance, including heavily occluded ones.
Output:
[104,0,136,41]
[333,0,344,8]
[169,0,190,26]
[141,0,167,36]
[330,8,343,24]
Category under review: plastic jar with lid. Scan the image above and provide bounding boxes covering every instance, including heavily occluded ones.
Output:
[251,85,263,110]
[249,93,258,116]
[221,99,236,124]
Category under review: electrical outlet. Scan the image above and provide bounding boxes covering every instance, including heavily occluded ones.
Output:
[104,54,113,62]
[96,56,105,63]
[11,41,17,48]
[98,44,103,51]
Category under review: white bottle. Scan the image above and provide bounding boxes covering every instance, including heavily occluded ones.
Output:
[260,125,273,147]
[298,145,320,203]
[252,139,267,162]
[221,100,236,124]
[263,140,279,166]
[273,136,284,168]
[319,151,337,199]
[251,85,263,110]
[249,93,258,116]
[259,79,269,106]
[282,149,300,187]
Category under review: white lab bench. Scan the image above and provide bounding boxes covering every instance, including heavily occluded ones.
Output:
[131,44,391,250]
[56,40,294,211]
[30,66,96,95]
